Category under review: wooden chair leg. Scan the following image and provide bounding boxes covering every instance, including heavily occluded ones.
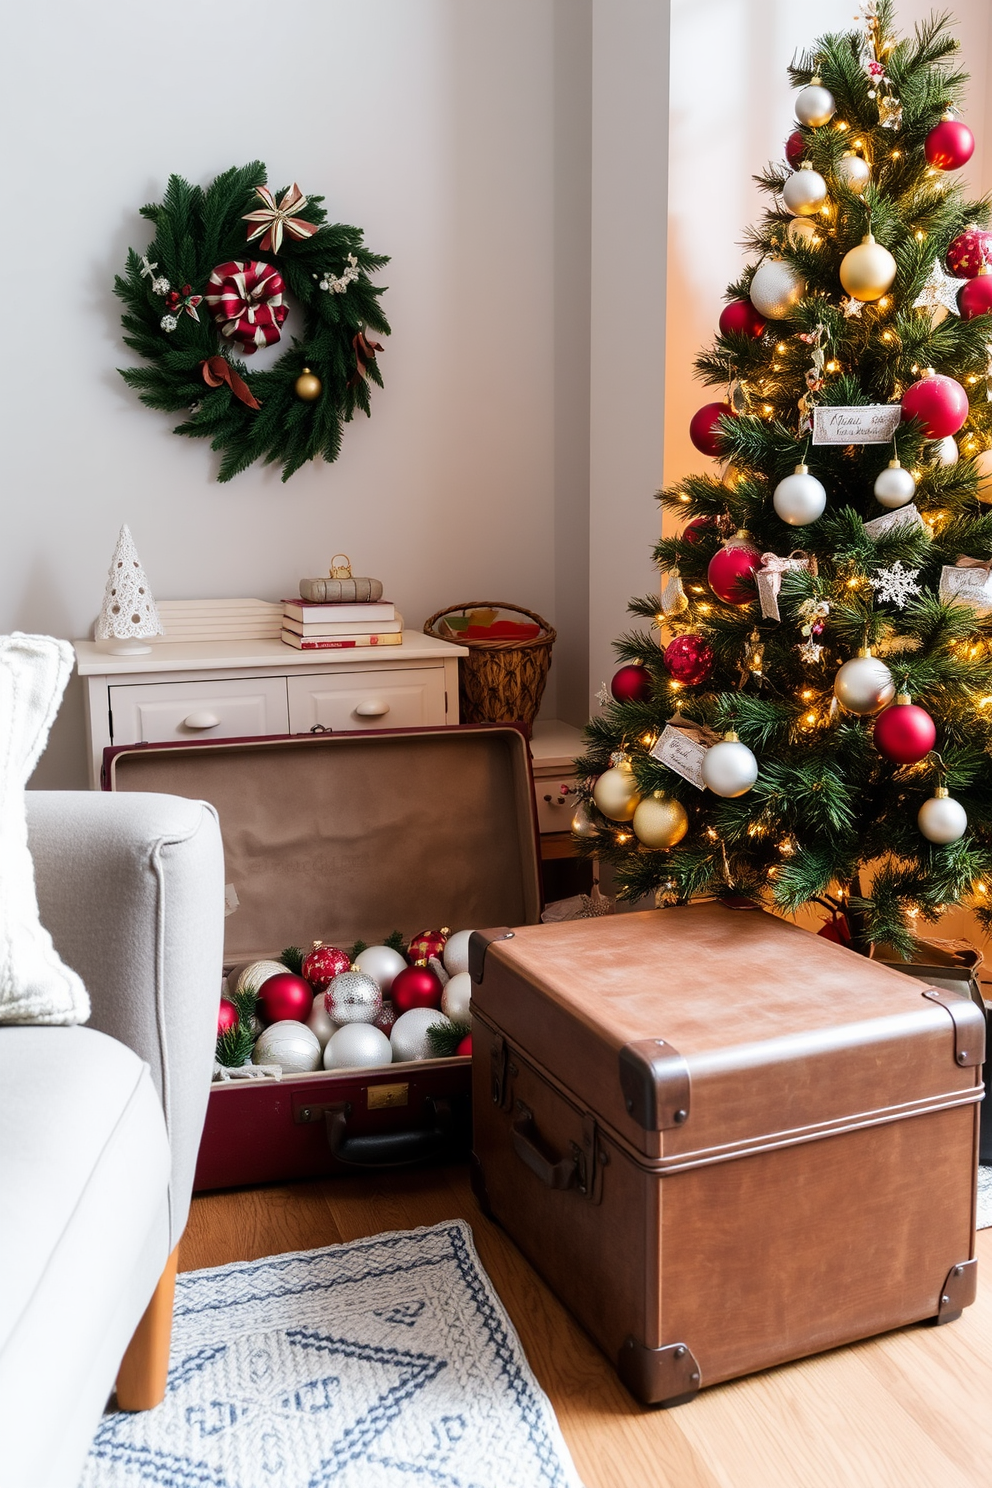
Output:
[115,1245,179,1411]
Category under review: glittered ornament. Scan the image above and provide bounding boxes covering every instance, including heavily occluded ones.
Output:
[325,969,383,1024]
[839,233,897,302]
[783,168,827,217]
[443,929,474,976]
[901,369,969,439]
[235,959,287,996]
[407,927,449,963]
[958,269,992,321]
[353,943,407,993]
[294,366,322,401]
[918,787,967,843]
[945,227,992,280]
[719,300,766,339]
[252,1020,322,1073]
[701,733,758,798]
[749,259,806,320]
[571,799,602,838]
[592,763,641,822]
[374,1000,397,1034]
[664,634,714,685]
[632,792,689,849]
[392,962,444,1014]
[306,992,338,1050]
[257,971,314,1026]
[391,1007,452,1063]
[707,534,760,605]
[772,464,826,526]
[835,153,870,194]
[794,81,835,128]
[441,971,472,1023]
[873,458,916,509]
[924,115,975,171]
[217,999,239,1037]
[611,664,653,704]
[301,940,351,992]
[785,130,806,169]
[833,650,895,716]
[323,1022,393,1071]
[689,401,734,457]
[873,695,936,765]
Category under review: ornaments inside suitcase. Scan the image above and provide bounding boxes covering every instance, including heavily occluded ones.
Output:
[105,725,542,1189]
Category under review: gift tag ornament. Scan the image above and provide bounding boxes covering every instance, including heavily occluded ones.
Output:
[301,940,351,992]
[631,792,689,849]
[701,733,758,798]
[794,78,836,128]
[873,458,916,509]
[773,464,826,526]
[833,649,895,716]
[689,401,734,457]
[873,694,936,765]
[592,762,641,822]
[610,664,653,704]
[783,168,828,217]
[718,300,766,339]
[839,233,897,302]
[924,113,975,171]
[665,634,715,685]
[835,152,870,194]
[901,369,969,440]
[708,533,761,605]
[252,1020,322,1073]
[918,787,967,843]
[750,259,806,320]
[323,1022,393,1071]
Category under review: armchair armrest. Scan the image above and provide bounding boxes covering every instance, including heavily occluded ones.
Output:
[26,790,225,1244]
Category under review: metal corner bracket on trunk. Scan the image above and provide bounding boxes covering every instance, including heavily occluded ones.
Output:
[618,1038,691,1130]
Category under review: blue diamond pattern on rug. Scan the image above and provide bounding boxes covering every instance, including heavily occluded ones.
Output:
[80,1220,584,1488]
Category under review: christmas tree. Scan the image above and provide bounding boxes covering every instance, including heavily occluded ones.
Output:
[575,3,992,956]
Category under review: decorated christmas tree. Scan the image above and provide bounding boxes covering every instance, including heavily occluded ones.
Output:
[574,3,992,955]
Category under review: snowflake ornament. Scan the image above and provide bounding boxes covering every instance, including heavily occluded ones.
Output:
[159,314,179,332]
[869,560,921,609]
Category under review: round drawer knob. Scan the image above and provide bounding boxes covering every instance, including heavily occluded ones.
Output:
[354,699,391,717]
[183,710,221,730]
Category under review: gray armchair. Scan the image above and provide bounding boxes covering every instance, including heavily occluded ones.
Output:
[0,790,224,1488]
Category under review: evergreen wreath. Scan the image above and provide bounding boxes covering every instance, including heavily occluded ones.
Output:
[115,162,390,483]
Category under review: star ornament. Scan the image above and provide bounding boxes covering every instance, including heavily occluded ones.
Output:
[912,259,965,324]
[840,296,865,319]
[243,182,318,254]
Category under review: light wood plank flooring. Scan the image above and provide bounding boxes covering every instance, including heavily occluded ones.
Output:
[182,1165,992,1488]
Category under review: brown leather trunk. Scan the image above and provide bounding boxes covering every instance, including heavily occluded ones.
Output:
[468,902,984,1406]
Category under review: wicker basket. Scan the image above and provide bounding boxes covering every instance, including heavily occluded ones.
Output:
[424,602,556,733]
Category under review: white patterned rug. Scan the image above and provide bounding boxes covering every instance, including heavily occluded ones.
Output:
[81,1220,583,1488]
[979,1165,992,1230]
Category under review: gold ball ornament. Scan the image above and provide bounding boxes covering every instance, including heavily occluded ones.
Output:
[839,232,897,302]
[787,217,821,250]
[632,792,689,849]
[835,153,870,195]
[294,366,323,401]
[975,448,992,503]
[592,763,641,822]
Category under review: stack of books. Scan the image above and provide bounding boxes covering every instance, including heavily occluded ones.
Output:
[280,597,403,650]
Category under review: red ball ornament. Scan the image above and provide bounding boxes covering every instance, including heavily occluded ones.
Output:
[707,538,760,605]
[611,664,653,704]
[301,940,351,992]
[873,697,937,765]
[664,634,714,685]
[374,1000,397,1033]
[901,371,969,440]
[924,117,975,172]
[785,130,806,170]
[456,1034,473,1058]
[946,227,992,280]
[407,927,449,963]
[391,962,444,1014]
[689,402,735,458]
[217,998,239,1036]
[256,971,313,1026]
[682,515,718,546]
[958,272,992,321]
[718,300,766,339]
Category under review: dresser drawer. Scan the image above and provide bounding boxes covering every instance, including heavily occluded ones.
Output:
[108,677,289,745]
[287,667,446,733]
[533,771,579,833]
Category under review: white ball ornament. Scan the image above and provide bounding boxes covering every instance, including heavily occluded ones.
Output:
[839,232,897,302]
[783,168,828,217]
[873,458,916,509]
[795,81,836,128]
[441,971,472,1023]
[353,944,407,993]
[701,734,758,798]
[443,929,474,976]
[592,763,641,822]
[251,1020,322,1073]
[391,1007,453,1063]
[930,436,958,468]
[323,1022,393,1071]
[235,959,288,996]
[750,259,806,320]
[773,464,827,525]
[833,651,895,716]
[835,153,870,194]
[918,788,968,844]
[306,992,338,1050]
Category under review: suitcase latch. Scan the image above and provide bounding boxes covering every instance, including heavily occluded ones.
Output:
[491,1033,513,1109]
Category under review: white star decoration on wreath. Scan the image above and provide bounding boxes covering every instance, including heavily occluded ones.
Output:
[869,560,922,609]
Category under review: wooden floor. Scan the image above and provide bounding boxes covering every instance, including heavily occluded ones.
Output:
[182,1165,992,1488]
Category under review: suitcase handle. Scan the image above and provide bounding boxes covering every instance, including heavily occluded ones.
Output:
[325,1098,454,1167]
[511,1103,578,1191]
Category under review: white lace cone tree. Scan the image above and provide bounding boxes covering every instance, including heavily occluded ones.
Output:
[95,525,163,653]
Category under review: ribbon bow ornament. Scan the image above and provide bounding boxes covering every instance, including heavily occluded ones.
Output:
[242,182,318,254]
[205,260,288,354]
[755,551,816,621]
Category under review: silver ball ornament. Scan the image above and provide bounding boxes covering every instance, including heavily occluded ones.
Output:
[873,459,916,510]
[306,992,338,1050]
[701,735,758,798]
[835,153,870,194]
[783,168,828,217]
[917,789,967,844]
[749,259,806,320]
[773,464,827,525]
[592,764,641,822]
[631,792,689,848]
[353,944,407,993]
[570,799,602,837]
[323,1021,394,1070]
[391,1007,452,1063]
[252,1019,322,1073]
[442,929,474,976]
[833,653,895,715]
[325,970,383,1024]
[441,971,472,1023]
[795,83,836,128]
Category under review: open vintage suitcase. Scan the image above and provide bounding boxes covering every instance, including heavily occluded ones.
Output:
[469,902,985,1406]
[105,725,542,1190]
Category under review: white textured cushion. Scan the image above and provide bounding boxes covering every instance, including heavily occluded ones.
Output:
[0,634,89,1024]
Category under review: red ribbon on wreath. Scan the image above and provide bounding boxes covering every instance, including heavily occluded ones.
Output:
[204,260,288,355]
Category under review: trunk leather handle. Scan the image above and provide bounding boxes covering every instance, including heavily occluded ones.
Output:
[511,1102,578,1191]
[324,1098,453,1167]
